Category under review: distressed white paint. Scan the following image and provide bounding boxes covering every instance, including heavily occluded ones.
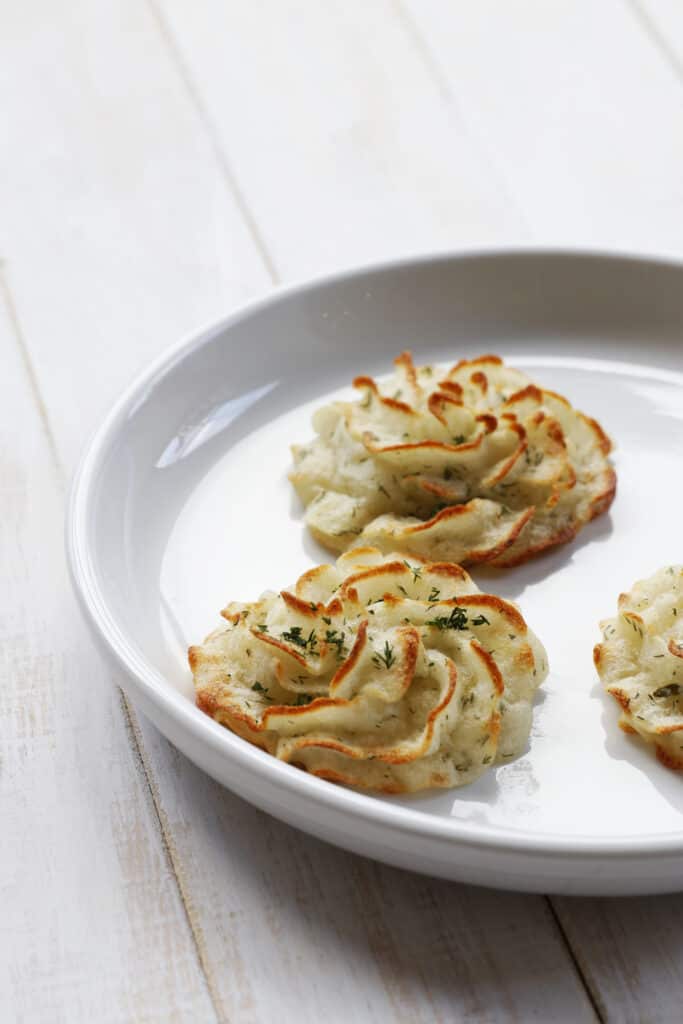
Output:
[3,0,683,1019]
[0,0,270,466]
[152,0,529,280]
[399,0,683,259]
[0,282,216,1021]
[636,0,683,70]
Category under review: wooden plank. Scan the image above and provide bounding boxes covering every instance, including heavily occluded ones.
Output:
[147,0,529,282]
[2,1,596,1019]
[634,0,683,73]
[399,0,683,259]
[1,1,622,1020]
[1,0,270,467]
[0,0,269,1018]
[140,724,599,1024]
[0,275,216,1021]
[122,1,683,1017]
[532,17,683,1021]
[553,895,683,1023]
[384,3,683,1021]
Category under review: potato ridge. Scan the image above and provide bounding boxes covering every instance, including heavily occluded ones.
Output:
[190,547,548,792]
[290,352,616,567]
[594,566,683,769]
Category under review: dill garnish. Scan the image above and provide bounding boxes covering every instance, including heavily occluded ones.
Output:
[653,683,680,698]
[325,628,346,660]
[403,560,422,582]
[426,606,468,631]
[373,641,396,670]
[281,626,318,653]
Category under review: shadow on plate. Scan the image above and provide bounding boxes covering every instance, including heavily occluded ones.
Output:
[592,677,683,815]
[289,474,615,606]
[474,512,615,602]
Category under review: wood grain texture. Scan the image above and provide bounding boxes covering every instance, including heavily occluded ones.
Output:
[0,275,216,1022]
[400,0,683,259]
[3,0,683,1020]
[554,895,683,1024]
[1,0,270,466]
[139,726,598,1024]
[381,4,683,1021]
[0,0,269,1018]
[151,0,529,281]
[634,0,683,75]
[1,0,598,1016]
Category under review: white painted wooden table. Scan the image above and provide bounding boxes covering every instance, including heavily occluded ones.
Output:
[3,2,683,1020]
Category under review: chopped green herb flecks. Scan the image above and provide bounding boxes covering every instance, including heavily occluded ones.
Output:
[373,641,396,670]
[653,683,680,699]
[426,606,468,631]
[325,628,347,660]
[281,626,318,653]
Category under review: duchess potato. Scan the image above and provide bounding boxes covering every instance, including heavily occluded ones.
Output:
[190,547,548,793]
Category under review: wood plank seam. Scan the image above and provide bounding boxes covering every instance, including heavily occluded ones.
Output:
[110,4,610,1015]
[625,0,683,82]
[1,264,221,1024]
[390,0,453,101]
[545,899,606,1022]
[146,0,281,284]
[0,266,65,485]
[124,697,226,1021]
[117,6,598,1013]
[363,4,610,1013]
[6,6,634,1015]
[390,0,531,236]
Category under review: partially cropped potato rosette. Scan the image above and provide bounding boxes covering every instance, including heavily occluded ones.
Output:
[290,352,615,567]
[190,547,548,792]
[594,566,683,770]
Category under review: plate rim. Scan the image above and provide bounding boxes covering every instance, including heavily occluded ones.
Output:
[66,246,683,862]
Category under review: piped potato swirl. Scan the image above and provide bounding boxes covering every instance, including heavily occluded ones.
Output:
[290,352,615,567]
[190,547,548,792]
[594,566,683,769]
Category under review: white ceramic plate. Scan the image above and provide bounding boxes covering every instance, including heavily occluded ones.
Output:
[68,250,683,895]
